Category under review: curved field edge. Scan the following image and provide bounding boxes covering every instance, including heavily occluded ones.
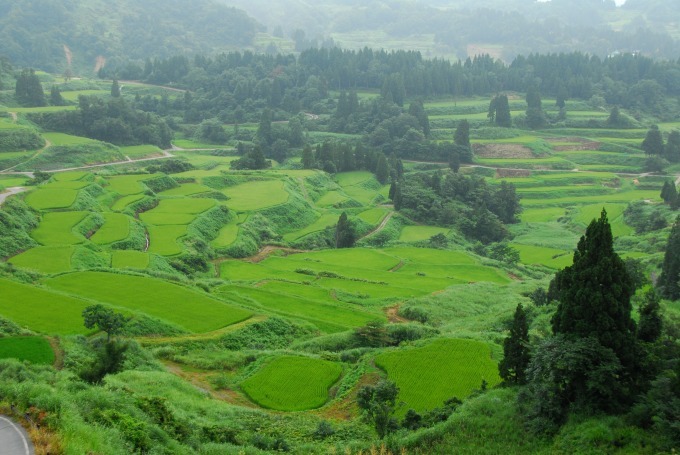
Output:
[240,356,343,411]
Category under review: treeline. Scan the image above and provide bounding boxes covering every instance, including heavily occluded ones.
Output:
[28,96,172,148]
[393,171,521,244]
[102,49,680,121]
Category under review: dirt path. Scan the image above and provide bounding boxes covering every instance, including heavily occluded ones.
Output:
[244,246,307,264]
[47,337,64,370]
[9,112,17,123]
[358,212,394,242]
[0,139,52,173]
[139,315,267,345]
[384,304,407,323]
[0,187,27,206]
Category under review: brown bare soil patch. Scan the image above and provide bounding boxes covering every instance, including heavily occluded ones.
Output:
[547,137,601,151]
[473,143,533,158]
[384,304,408,323]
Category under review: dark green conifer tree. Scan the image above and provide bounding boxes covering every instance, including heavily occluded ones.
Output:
[499,303,531,385]
[111,79,121,98]
[658,216,680,300]
[335,212,355,249]
[642,125,665,156]
[638,289,663,343]
[375,154,389,184]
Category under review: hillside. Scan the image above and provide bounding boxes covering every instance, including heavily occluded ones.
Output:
[0,0,264,73]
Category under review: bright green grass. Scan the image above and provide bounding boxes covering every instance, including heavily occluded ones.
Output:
[219,261,307,283]
[24,188,78,210]
[172,139,225,149]
[52,171,88,182]
[521,207,567,223]
[396,264,510,284]
[32,211,87,245]
[42,181,90,190]
[573,203,633,237]
[282,213,338,242]
[399,226,450,242]
[357,208,388,225]
[46,272,253,333]
[511,243,573,269]
[241,356,342,411]
[171,153,238,168]
[291,248,401,271]
[0,337,55,364]
[258,281,334,302]
[0,176,28,187]
[316,277,431,300]
[315,191,349,207]
[343,185,381,205]
[111,251,150,269]
[147,225,188,256]
[111,194,145,211]
[158,183,212,197]
[0,279,90,334]
[375,338,501,413]
[222,180,289,211]
[220,285,380,332]
[106,174,152,195]
[90,213,130,245]
[42,132,97,146]
[120,145,162,158]
[152,198,215,214]
[521,190,660,207]
[212,223,240,248]
[517,185,602,194]
[382,247,477,265]
[9,246,74,274]
[139,212,197,225]
[336,171,373,187]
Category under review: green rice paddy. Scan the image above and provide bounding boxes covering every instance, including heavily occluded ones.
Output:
[90,213,131,245]
[111,251,150,269]
[24,188,78,210]
[222,180,289,211]
[9,246,74,274]
[399,226,450,242]
[0,336,55,365]
[241,356,342,411]
[31,211,87,245]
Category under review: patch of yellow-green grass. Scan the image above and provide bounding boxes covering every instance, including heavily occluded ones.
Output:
[60,89,109,101]
[521,207,567,223]
[0,278,90,334]
[24,188,78,210]
[375,338,501,413]
[212,223,240,248]
[222,180,289,211]
[396,264,510,284]
[283,213,338,242]
[158,183,212,197]
[241,356,342,411]
[106,174,153,195]
[52,171,88,182]
[31,211,88,245]
[111,250,150,269]
[111,194,145,211]
[147,225,187,256]
[42,132,97,146]
[172,139,225,149]
[511,243,573,269]
[219,260,307,283]
[291,248,401,271]
[9,246,74,274]
[521,190,660,207]
[139,212,198,225]
[152,198,215,214]
[357,207,388,225]
[47,272,254,333]
[573,203,633,237]
[382,247,477,265]
[399,226,450,242]
[336,171,373,187]
[315,191,349,207]
[90,213,130,245]
[120,145,163,159]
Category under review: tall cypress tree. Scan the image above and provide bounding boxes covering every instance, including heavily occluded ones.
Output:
[499,303,531,385]
[642,125,664,156]
[552,209,637,372]
[335,212,355,249]
[659,215,680,300]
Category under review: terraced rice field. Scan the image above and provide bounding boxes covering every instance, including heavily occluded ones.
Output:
[315,191,349,207]
[241,356,342,411]
[24,188,78,210]
[106,174,152,195]
[357,207,388,225]
[147,225,188,256]
[111,194,146,211]
[46,272,253,333]
[0,336,55,364]
[222,180,289,211]
[111,251,150,269]
[283,213,338,242]
[159,183,212,197]
[375,338,501,413]
[511,243,573,269]
[399,226,450,242]
[90,213,131,245]
[8,246,75,274]
[31,212,88,245]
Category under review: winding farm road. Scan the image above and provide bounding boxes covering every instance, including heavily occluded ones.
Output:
[0,187,27,206]
[0,415,34,455]
[358,211,395,242]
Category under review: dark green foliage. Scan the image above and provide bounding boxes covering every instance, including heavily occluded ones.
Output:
[111,79,121,98]
[642,125,664,156]
[144,175,178,193]
[375,154,389,184]
[170,254,210,275]
[552,209,637,376]
[220,317,313,350]
[0,199,39,258]
[499,303,531,385]
[313,421,335,439]
[664,130,680,163]
[638,289,663,343]
[82,304,128,342]
[402,409,423,430]
[14,68,45,107]
[49,85,65,106]
[357,380,400,439]
[0,129,44,152]
[94,408,150,452]
[408,100,430,137]
[624,257,648,291]
[302,145,315,169]
[187,205,232,245]
[454,119,471,148]
[136,396,191,442]
[660,180,678,205]
[489,94,512,127]
[79,340,130,384]
[658,216,680,300]
[195,119,228,144]
[487,242,520,264]
[624,201,669,234]
[520,335,624,434]
[527,287,549,307]
[335,212,355,248]
[525,88,545,129]
[147,159,193,175]
[353,320,390,348]
[231,145,270,170]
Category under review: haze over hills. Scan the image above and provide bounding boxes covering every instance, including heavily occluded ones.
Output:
[219,0,680,61]
[0,0,264,73]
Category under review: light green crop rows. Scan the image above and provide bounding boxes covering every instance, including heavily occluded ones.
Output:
[46,272,253,333]
[241,356,342,411]
[111,251,150,269]
[375,338,501,413]
[222,180,289,211]
[90,213,130,244]
[9,246,74,274]
[24,188,78,210]
[399,226,450,242]
[32,212,87,245]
